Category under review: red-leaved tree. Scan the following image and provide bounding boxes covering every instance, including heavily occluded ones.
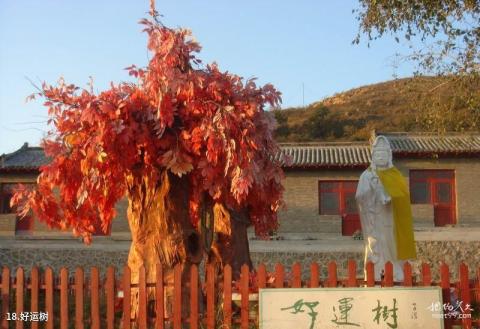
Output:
[11,2,284,318]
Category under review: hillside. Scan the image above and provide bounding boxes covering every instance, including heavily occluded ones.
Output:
[273,76,479,142]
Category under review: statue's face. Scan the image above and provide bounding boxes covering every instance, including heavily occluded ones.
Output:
[372,149,390,168]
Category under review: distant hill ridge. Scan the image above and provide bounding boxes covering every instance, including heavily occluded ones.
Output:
[273,76,477,142]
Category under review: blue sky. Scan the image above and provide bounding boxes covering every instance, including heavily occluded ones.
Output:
[0,1,417,154]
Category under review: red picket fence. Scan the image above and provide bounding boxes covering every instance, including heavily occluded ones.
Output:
[1,260,479,329]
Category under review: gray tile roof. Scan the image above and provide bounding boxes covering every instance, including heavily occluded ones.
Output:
[279,132,480,168]
[2,132,479,172]
[376,132,480,155]
[278,143,371,168]
[0,143,49,171]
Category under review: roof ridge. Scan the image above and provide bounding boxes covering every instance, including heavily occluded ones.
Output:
[2,144,43,159]
[377,131,480,137]
[279,142,369,146]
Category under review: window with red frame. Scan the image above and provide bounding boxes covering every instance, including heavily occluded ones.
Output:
[318,180,359,215]
[409,170,455,204]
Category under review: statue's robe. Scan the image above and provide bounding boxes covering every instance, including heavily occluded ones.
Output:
[355,166,416,281]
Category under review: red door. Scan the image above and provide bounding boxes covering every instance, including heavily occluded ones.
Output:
[410,170,456,226]
[432,180,456,226]
[342,213,361,236]
[340,182,361,235]
[318,180,360,236]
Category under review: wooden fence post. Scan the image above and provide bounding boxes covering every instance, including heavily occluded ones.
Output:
[275,263,284,288]
[291,263,302,288]
[310,262,320,288]
[190,264,199,329]
[476,267,480,312]
[366,261,375,287]
[155,264,164,329]
[327,261,337,287]
[1,267,9,329]
[384,262,393,287]
[60,268,68,329]
[422,263,432,286]
[403,262,413,287]
[31,266,39,329]
[122,266,131,329]
[106,266,115,329]
[75,267,84,329]
[440,263,452,329]
[205,263,215,329]
[173,265,183,329]
[45,267,54,329]
[139,266,147,329]
[459,263,472,329]
[90,267,100,329]
[223,264,232,329]
[347,260,357,287]
[240,264,250,329]
[15,267,24,329]
[257,263,267,290]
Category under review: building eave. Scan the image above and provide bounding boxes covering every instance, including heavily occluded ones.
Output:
[0,167,40,174]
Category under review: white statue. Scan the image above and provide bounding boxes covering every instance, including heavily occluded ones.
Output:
[355,136,416,282]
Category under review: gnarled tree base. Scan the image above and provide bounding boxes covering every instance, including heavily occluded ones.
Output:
[126,170,201,321]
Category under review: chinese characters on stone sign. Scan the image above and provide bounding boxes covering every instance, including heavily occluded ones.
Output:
[331,297,360,326]
[260,287,444,329]
[280,299,319,329]
[281,297,401,329]
[371,298,398,328]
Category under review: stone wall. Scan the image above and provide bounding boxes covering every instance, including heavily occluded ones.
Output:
[0,248,130,277]
[1,240,479,282]
[251,241,480,281]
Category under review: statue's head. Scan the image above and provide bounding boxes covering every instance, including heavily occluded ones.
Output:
[371,136,393,170]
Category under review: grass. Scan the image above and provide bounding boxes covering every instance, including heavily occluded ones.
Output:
[273,76,479,142]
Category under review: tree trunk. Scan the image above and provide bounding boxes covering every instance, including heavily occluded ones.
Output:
[205,204,253,323]
[209,206,253,280]
[125,170,202,321]
[228,210,253,277]
[124,169,254,325]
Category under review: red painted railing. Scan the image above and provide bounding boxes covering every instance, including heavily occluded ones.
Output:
[0,261,479,329]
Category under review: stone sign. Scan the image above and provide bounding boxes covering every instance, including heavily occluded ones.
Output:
[259,287,444,329]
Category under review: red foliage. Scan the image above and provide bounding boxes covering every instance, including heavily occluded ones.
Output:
[11,13,284,244]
